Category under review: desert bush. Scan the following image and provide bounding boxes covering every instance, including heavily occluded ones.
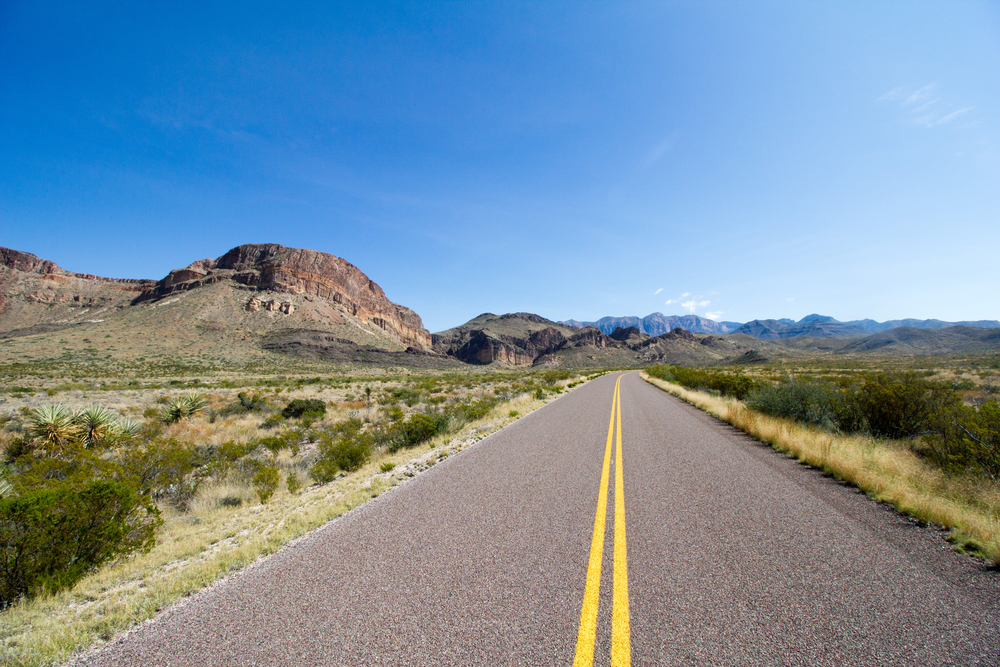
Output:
[238,392,267,412]
[0,480,160,607]
[310,419,370,482]
[256,431,300,455]
[855,372,957,439]
[252,464,280,504]
[119,441,200,510]
[386,413,439,453]
[447,396,499,424]
[384,387,422,406]
[647,365,761,400]
[3,436,36,464]
[745,381,845,431]
[282,398,326,419]
[285,471,303,494]
[927,399,1000,479]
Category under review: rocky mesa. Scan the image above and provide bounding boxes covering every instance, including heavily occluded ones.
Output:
[133,244,431,349]
[0,243,432,353]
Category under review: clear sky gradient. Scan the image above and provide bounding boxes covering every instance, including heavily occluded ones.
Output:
[2,1,998,332]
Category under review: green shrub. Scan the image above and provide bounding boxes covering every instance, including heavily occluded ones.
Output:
[281,399,326,419]
[855,372,957,439]
[285,471,303,495]
[237,392,267,412]
[383,405,405,422]
[260,413,284,429]
[385,387,422,406]
[0,480,160,606]
[379,462,396,472]
[745,381,845,431]
[257,433,296,455]
[927,399,1000,479]
[309,458,340,485]
[448,396,499,423]
[311,419,370,480]
[119,441,199,509]
[252,465,280,504]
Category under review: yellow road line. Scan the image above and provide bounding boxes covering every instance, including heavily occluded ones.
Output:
[574,375,631,666]
[573,376,617,666]
[612,376,630,666]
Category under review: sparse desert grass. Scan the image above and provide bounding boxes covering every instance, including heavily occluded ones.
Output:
[0,370,582,667]
[643,373,1000,563]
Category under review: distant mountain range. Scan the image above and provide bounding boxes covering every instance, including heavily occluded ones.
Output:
[561,313,743,336]
[564,312,1000,340]
[4,242,999,371]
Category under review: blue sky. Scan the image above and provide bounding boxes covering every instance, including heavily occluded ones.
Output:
[2,1,998,332]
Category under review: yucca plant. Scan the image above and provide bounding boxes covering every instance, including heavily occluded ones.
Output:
[26,405,81,450]
[182,393,209,416]
[116,417,143,439]
[74,405,119,448]
[161,394,209,424]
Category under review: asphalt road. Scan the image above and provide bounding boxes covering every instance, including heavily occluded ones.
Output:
[76,372,1000,666]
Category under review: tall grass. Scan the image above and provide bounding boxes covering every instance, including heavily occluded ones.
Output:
[642,373,1000,564]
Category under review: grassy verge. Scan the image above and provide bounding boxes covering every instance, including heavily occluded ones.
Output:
[0,388,569,667]
[642,372,1000,564]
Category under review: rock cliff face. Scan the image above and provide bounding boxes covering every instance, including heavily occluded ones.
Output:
[0,244,431,351]
[0,247,155,332]
[133,244,431,349]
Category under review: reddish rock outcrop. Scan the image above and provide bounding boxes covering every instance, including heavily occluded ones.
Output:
[135,244,430,349]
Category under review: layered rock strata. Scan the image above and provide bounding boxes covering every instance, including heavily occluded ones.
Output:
[134,244,430,348]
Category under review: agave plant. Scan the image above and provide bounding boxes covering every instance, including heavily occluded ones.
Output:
[74,405,120,448]
[26,404,81,449]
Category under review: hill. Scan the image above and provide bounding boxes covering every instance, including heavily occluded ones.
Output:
[434,313,795,367]
[0,244,444,370]
[732,314,1000,340]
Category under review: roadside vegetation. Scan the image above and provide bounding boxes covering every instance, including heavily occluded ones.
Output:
[644,365,1000,563]
[0,367,594,667]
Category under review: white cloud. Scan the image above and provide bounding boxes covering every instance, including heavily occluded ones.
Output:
[681,300,697,313]
[653,288,663,295]
[664,299,674,305]
[786,297,794,302]
[923,107,974,127]
[681,292,690,297]
[697,300,710,307]
[705,311,723,320]
[905,84,937,106]
[883,83,973,130]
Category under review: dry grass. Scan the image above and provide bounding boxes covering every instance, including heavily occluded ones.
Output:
[0,383,571,667]
[642,373,1000,564]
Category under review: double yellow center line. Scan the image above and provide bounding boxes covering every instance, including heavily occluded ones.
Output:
[574,374,630,666]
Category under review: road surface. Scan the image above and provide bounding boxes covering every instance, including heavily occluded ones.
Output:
[76,372,1000,666]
